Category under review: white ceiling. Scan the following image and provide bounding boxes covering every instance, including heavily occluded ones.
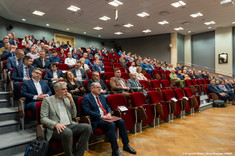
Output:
[0,0,235,39]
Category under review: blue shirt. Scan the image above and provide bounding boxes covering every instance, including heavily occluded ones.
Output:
[48,57,62,63]
[23,64,28,79]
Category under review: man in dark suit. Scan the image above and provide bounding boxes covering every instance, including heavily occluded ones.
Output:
[82,82,136,156]
[71,60,88,83]
[2,45,16,61]
[44,63,64,88]
[92,60,105,79]
[87,71,108,95]
[127,73,147,97]
[40,37,47,43]
[21,68,52,113]
[48,51,62,63]
[6,49,24,71]
[33,50,50,69]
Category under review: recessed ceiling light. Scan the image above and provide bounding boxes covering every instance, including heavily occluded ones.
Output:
[114,32,123,35]
[171,1,186,8]
[142,29,151,33]
[46,24,50,26]
[22,19,26,21]
[123,23,134,27]
[190,12,203,18]
[137,12,149,17]
[66,28,70,31]
[174,27,184,31]
[93,26,103,30]
[83,32,86,34]
[99,16,111,21]
[188,31,192,33]
[67,5,80,12]
[204,21,215,25]
[232,22,235,24]
[108,0,123,7]
[32,10,45,16]
[98,35,101,38]
[158,20,169,25]
[220,0,234,5]
[208,27,212,29]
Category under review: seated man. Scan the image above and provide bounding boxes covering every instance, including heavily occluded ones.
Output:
[21,68,52,113]
[87,71,108,95]
[177,70,185,80]
[195,71,203,79]
[2,45,16,61]
[72,49,79,60]
[140,58,153,78]
[48,51,62,63]
[82,82,136,156]
[92,55,104,67]
[44,63,64,88]
[64,52,76,68]
[169,69,185,88]
[71,60,88,83]
[110,68,130,98]
[33,50,51,69]
[218,80,235,104]
[92,60,105,79]
[40,82,91,156]
[208,79,231,103]
[82,53,93,66]
[127,73,147,97]
[6,49,24,71]
[40,37,47,43]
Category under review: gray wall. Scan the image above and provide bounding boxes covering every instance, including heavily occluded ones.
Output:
[192,31,215,71]
[177,33,184,64]
[233,27,235,77]
[105,34,171,63]
[0,16,106,50]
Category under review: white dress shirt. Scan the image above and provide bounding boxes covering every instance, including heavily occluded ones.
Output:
[65,58,76,66]
[32,79,43,100]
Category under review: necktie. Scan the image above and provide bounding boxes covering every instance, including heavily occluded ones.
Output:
[41,59,45,67]
[118,78,126,88]
[96,96,107,115]
[17,59,21,65]
[25,67,30,78]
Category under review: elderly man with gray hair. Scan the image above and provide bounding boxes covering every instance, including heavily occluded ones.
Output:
[40,81,92,156]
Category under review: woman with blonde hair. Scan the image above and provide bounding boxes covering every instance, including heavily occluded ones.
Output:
[136,66,148,80]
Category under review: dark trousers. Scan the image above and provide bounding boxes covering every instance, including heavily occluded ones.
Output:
[97,119,129,151]
[52,123,91,156]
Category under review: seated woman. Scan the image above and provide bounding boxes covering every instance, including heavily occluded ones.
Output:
[183,70,191,80]
[136,66,148,81]
[80,58,91,72]
[57,48,67,62]
[64,71,86,102]
[119,54,128,68]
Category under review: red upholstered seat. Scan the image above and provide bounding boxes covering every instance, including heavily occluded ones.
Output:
[130,92,155,126]
[105,80,111,91]
[117,67,125,73]
[113,63,122,68]
[139,80,152,91]
[42,70,47,80]
[103,59,110,63]
[57,63,70,70]
[84,80,88,92]
[143,73,152,80]
[104,66,114,72]
[103,62,112,67]
[160,80,172,89]
[183,88,200,110]
[150,80,161,89]
[107,94,136,131]
[185,79,192,87]
[104,72,114,80]
[173,88,191,113]
[121,72,129,80]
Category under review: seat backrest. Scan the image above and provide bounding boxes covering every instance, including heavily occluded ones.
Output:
[57,63,70,70]
[104,72,114,80]
[121,72,129,80]
[183,87,194,97]
[77,97,85,116]
[103,62,112,67]
[198,79,204,85]
[84,80,88,91]
[191,79,198,85]
[162,89,175,101]
[185,79,192,87]
[113,63,122,67]
[36,101,43,124]
[148,91,162,104]
[130,92,146,107]
[152,69,159,75]
[42,70,47,80]
[103,59,110,63]
[160,79,171,88]
[87,71,93,79]
[150,80,161,88]
[204,85,209,94]
[139,80,151,90]
[143,73,151,80]
[107,94,128,110]
[105,80,111,91]
[117,67,125,73]
[173,88,185,99]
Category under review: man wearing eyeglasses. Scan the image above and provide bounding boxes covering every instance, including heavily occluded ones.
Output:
[21,68,52,113]
[87,71,108,95]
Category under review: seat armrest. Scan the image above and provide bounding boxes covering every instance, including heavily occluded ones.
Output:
[113,109,122,117]
[209,93,219,100]
[79,116,91,125]
[18,98,26,118]
[36,124,45,138]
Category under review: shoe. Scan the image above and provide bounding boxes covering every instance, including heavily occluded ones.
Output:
[123,144,137,154]
[232,101,235,105]
[112,149,124,156]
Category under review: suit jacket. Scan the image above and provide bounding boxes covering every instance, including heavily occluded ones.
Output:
[21,79,52,103]
[2,50,15,61]
[92,65,104,72]
[208,84,222,95]
[126,78,142,91]
[6,56,23,70]
[87,79,108,93]
[40,95,77,141]
[33,58,50,69]
[70,68,88,81]
[12,64,34,82]
[110,77,126,93]
[140,63,150,70]
[44,69,63,81]
[82,93,111,129]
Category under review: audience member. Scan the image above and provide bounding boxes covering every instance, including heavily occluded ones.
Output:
[183,70,191,80]
[83,53,93,66]
[33,50,51,69]
[127,73,147,96]
[60,41,68,49]
[70,60,88,83]
[87,71,108,94]
[92,60,105,78]
[44,63,64,88]
[65,52,76,68]
[49,51,62,63]
[22,44,31,55]
[119,54,128,68]
[141,58,153,78]
[2,45,16,61]
[58,48,67,62]
[40,37,47,43]
[169,69,185,88]
[80,58,91,72]
[177,70,184,80]
[136,67,148,81]
[26,46,39,60]
[6,49,24,71]
[129,62,137,73]
[72,49,79,60]
[195,71,203,79]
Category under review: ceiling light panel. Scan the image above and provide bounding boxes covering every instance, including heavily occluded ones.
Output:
[137,12,149,17]
[158,20,169,25]
[67,5,80,12]
[190,12,203,18]
[123,23,134,27]
[171,1,186,8]
[22,19,26,21]
[93,26,103,30]
[142,29,151,33]
[99,16,111,21]
[174,27,184,31]
[204,21,215,25]
[46,24,50,26]
[109,0,123,7]
[114,32,123,35]
[32,10,45,16]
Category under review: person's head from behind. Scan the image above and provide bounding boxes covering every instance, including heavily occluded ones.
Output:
[23,56,33,66]
[51,63,58,72]
[39,50,46,59]
[130,73,136,79]
[114,68,121,78]
[32,68,42,81]
[16,49,25,59]
[92,71,100,81]
[90,82,101,96]
[64,71,74,82]
[54,82,68,99]
[75,60,82,69]
[52,51,57,57]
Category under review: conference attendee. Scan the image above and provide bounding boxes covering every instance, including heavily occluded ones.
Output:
[72,49,79,60]
[2,45,16,61]
[60,41,68,49]
[87,49,93,60]
[8,33,18,45]
[177,70,184,80]
[40,37,47,43]
[33,50,51,69]
[44,63,64,88]
[127,73,147,97]
[69,44,76,53]
[64,52,76,68]
[0,41,10,55]
[129,62,137,73]
[71,60,88,83]
[6,49,24,71]
[58,48,67,62]
[188,70,195,79]
[34,40,41,50]
[22,44,31,55]
[80,58,91,72]
[140,58,153,78]
[175,64,181,71]
[0,36,9,48]
[183,70,191,80]
[92,55,104,67]
[87,71,108,95]
[218,80,235,103]
[169,69,185,88]
[66,41,71,48]
[76,48,83,56]
[49,51,62,63]
[148,60,156,70]
[82,53,93,66]
[218,75,224,81]
[92,60,105,79]
[55,41,60,48]
[40,82,91,156]
[208,79,231,103]
[21,68,51,113]
[26,46,39,60]
[119,54,128,68]
[30,35,37,43]
[22,36,33,46]
[110,68,130,98]
[195,71,203,79]
[64,71,86,102]
[82,82,136,156]
[136,67,148,81]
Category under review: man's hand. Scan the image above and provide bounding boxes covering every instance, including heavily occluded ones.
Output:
[101,113,112,120]
[53,78,59,81]
[55,123,67,134]
[23,78,30,81]
[138,87,143,90]
[66,92,74,102]
[37,94,48,100]
[100,90,106,94]
[74,78,79,81]
[124,87,130,90]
